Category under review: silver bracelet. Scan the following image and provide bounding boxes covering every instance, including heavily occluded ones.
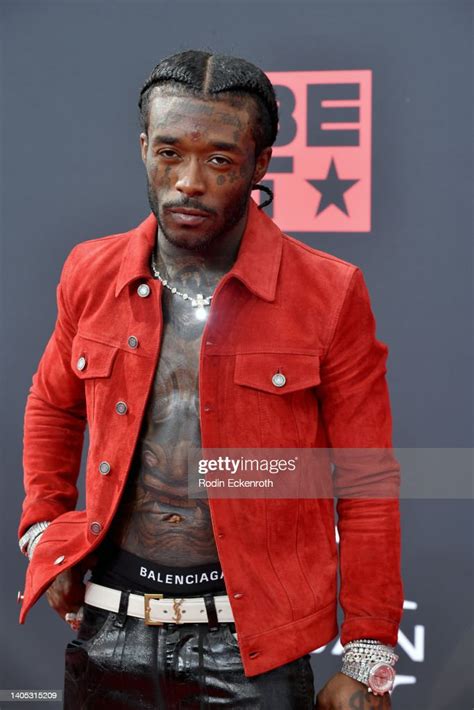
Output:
[18,521,51,559]
[343,638,398,663]
[27,531,45,560]
[343,639,394,654]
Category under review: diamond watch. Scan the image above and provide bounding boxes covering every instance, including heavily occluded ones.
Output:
[341,639,398,696]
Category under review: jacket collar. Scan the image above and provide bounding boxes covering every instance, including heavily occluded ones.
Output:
[115,197,283,301]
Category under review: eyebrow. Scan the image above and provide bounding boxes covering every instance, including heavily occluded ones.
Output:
[151,134,244,155]
[151,135,179,146]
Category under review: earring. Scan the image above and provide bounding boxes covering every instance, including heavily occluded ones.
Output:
[252,183,274,209]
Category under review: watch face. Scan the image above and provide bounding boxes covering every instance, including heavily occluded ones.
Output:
[368,662,396,694]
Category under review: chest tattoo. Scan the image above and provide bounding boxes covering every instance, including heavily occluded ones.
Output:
[109,262,222,566]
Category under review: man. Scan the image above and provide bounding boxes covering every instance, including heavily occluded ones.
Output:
[18,50,403,708]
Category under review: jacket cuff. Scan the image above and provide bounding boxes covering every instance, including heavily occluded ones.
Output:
[340,616,401,648]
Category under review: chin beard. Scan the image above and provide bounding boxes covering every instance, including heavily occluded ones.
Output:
[159,219,216,251]
[146,181,252,252]
[146,183,212,251]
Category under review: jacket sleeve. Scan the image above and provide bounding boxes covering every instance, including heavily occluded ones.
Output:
[18,247,86,539]
[318,267,404,647]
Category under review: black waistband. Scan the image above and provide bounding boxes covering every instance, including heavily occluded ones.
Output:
[90,540,227,597]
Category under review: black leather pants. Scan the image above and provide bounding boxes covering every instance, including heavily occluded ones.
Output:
[64,595,315,709]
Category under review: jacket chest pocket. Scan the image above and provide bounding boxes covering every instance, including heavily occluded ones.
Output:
[233,351,321,447]
[71,334,120,423]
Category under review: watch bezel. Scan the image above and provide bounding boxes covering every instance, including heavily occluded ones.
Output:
[368,661,396,694]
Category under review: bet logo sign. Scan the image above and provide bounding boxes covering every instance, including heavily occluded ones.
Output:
[262,71,372,232]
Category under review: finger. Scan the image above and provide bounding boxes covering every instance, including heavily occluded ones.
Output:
[66,619,81,631]
[64,606,84,631]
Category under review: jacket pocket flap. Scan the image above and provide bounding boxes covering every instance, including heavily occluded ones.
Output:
[71,334,119,378]
[234,352,321,395]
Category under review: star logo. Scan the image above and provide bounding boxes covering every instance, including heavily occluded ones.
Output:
[307,158,359,216]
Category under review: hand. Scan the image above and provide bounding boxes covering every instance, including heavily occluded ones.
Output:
[315,672,392,709]
[45,563,87,627]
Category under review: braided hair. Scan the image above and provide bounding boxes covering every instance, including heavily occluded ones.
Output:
[138,50,278,207]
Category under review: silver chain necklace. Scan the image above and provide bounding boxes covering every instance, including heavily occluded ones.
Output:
[150,252,213,321]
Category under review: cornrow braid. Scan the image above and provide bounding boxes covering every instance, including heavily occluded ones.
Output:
[138,50,279,160]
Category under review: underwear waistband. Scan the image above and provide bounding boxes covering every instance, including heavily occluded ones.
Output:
[90,541,227,597]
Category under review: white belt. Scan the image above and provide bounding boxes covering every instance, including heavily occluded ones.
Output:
[84,581,235,625]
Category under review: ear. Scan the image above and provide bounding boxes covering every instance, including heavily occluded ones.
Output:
[140,132,148,164]
[253,147,272,184]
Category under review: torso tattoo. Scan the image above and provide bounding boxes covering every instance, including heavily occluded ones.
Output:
[108,254,225,566]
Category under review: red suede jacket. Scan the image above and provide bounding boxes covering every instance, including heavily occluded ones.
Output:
[18,198,403,677]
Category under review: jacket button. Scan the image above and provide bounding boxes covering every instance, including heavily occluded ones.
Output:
[76,356,87,371]
[249,651,260,659]
[217,533,224,539]
[271,372,286,388]
[128,335,139,349]
[203,403,214,413]
[98,461,111,475]
[53,555,65,565]
[137,283,150,298]
[233,592,244,599]
[90,522,102,535]
[17,590,24,604]
[205,340,213,347]
[115,401,128,415]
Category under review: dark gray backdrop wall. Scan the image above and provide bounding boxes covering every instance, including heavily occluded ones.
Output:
[1,1,472,709]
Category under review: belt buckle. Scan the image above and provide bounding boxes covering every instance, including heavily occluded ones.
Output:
[144,593,164,626]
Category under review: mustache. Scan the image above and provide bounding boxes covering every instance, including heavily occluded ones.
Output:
[162,200,216,216]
